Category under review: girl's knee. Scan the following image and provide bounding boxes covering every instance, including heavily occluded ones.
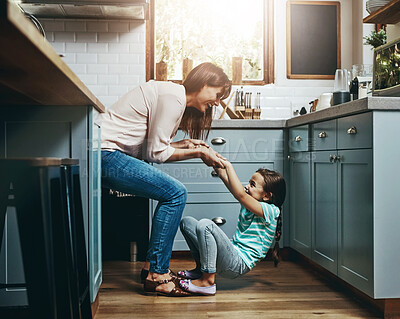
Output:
[196,218,214,233]
[180,216,196,230]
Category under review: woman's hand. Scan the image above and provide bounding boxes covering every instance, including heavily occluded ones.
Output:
[172,139,209,149]
[200,146,226,168]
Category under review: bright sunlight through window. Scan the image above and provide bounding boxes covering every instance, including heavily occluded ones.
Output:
[155,0,264,81]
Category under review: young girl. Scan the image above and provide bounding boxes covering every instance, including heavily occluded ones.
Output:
[177,160,286,296]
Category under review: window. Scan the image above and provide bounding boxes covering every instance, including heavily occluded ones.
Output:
[146,0,274,85]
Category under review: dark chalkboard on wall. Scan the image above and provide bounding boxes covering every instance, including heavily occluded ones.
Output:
[287,1,341,79]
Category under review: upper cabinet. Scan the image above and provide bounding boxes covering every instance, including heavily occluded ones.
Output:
[363,0,400,24]
[12,0,149,20]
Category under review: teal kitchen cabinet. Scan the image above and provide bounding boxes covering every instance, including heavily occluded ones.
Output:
[311,150,338,274]
[152,129,284,250]
[310,113,373,294]
[288,124,312,258]
[0,106,102,306]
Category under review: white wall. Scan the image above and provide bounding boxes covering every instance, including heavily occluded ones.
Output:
[40,0,359,119]
[41,19,146,108]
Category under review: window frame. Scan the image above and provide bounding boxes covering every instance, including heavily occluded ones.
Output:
[146,0,274,85]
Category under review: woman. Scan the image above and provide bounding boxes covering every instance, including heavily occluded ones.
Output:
[100,62,231,296]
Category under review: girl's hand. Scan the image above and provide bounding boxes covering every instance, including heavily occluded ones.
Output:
[214,166,228,181]
[200,146,225,168]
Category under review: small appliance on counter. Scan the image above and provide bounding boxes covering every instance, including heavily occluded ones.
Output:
[332,69,351,105]
[373,37,400,97]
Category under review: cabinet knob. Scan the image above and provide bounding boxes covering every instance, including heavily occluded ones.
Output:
[336,155,341,162]
[294,135,302,142]
[212,217,226,226]
[329,154,335,163]
[211,170,219,177]
[211,137,226,145]
[347,126,357,135]
[318,131,327,138]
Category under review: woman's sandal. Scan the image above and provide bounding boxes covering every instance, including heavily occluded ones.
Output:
[177,269,202,279]
[140,269,181,284]
[179,279,216,296]
[143,278,192,297]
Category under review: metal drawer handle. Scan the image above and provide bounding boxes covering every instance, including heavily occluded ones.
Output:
[211,137,226,145]
[212,217,226,226]
[318,131,327,138]
[211,170,219,177]
[294,135,302,142]
[347,126,357,135]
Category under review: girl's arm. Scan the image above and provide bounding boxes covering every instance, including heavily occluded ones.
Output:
[218,161,265,218]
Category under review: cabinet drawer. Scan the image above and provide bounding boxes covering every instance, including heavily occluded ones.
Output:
[173,201,240,250]
[337,112,372,150]
[312,119,337,151]
[174,129,284,153]
[156,154,283,193]
[289,125,309,152]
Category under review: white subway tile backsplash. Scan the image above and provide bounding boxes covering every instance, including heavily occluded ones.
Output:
[108,85,130,96]
[129,43,145,53]
[98,54,119,64]
[119,54,140,64]
[54,32,75,42]
[76,32,97,43]
[275,87,295,97]
[87,21,108,32]
[108,22,130,33]
[62,53,76,64]
[129,21,144,32]
[69,64,86,74]
[65,21,86,32]
[119,75,141,86]
[109,43,130,53]
[90,85,109,96]
[119,32,140,43]
[45,32,54,42]
[128,64,145,75]
[76,53,97,64]
[87,43,108,53]
[51,42,65,54]
[88,64,108,74]
[261,97,291,108]
[98,75,119,85]
[79,74,97,85]
[98,33,119,43]
[41,20,64,32]
[109,65,130,74]
[65,42,86,53]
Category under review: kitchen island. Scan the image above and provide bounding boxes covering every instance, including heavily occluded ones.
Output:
[0,0,105,315]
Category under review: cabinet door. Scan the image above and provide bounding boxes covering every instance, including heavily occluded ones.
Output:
[312,151,338,274]
[289,152,312,258]
[338,149,373,296]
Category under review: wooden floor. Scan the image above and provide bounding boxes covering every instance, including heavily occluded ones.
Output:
[95,256,382,319]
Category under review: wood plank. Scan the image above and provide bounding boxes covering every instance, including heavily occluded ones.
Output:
[94,256,382,319]
[363,0,400,24]
[0,1,105,112]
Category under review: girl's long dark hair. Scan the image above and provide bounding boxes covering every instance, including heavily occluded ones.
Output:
[181,62,231,140]
[256,168,286,267]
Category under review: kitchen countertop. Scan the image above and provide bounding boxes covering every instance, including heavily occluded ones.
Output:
[0,0,105,112]
[212,97,400,129]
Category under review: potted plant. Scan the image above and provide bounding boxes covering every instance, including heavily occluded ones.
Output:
[363,29,387,49]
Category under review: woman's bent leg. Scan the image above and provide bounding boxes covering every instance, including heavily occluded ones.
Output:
[101,150,187,274]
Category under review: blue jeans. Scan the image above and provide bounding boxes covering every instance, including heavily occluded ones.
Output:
[180,216,250,278]
[101,150,187,274]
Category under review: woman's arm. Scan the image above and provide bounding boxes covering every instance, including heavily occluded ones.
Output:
[171,139,209,149]
[218,161,264,218]
[166,145,226,168]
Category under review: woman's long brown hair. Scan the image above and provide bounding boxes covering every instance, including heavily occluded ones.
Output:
[256,168,286,267]
[181,62,231,140]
